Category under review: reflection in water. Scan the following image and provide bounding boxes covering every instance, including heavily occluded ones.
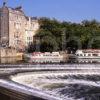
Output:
[11,72,100,100]
[0,57,22,64]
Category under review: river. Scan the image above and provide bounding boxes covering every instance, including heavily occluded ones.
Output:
[11,69,100,100]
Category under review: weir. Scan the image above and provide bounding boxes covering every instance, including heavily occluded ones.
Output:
[0,64,100,100]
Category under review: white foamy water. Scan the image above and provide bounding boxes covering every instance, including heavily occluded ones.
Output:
[10,69,100,100]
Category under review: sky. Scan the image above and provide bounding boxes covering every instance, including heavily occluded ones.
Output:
[0,0,100,23]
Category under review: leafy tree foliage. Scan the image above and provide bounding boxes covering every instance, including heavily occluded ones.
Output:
[29,17,100,52]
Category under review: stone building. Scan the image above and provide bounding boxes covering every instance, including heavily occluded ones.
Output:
[0,47,17,58]
[0,2,39,51]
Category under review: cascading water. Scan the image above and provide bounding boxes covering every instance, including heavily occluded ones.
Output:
[11,67,100,100]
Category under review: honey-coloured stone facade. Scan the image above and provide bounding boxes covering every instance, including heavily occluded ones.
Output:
[0,4,39,51]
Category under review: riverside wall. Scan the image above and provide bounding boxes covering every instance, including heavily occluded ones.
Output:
[0,48,23,63]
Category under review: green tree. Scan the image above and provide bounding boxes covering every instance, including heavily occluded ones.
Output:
[40,36,59,52]
[31,18,100,53]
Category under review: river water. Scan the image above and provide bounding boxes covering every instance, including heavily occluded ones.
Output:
[11,70,100,100]
[0,57,23,64]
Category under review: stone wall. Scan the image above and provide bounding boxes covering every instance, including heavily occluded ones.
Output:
[8,7,39,51]
[0,5,9,47]
[0,48,23,63]
[8,7,26,50]
[0,47,17,58]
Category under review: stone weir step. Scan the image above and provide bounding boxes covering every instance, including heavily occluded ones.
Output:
[0,79,60,100]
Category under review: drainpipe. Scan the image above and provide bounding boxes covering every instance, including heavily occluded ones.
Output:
[29,17,31,29]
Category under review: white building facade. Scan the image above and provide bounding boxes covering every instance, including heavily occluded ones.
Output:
[25,18,39,46]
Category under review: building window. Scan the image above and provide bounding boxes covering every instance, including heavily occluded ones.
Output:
[84,54,86,56]
[27,37,32,41]
[32,24,34,28]
[88,54,91,56]
[93,54,98,56]
[14,23,21,29]
[17,16,18,19]
[77,54,79,56]
[80,54,83,56]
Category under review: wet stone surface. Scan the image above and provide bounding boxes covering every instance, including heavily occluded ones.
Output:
[11,72,100,100]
